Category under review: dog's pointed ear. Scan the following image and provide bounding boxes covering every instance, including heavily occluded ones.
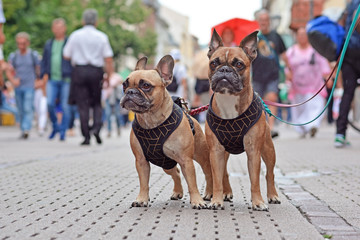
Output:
[208,29,223,59]
[240,31,258,61]
[135,57,148,70]
[156,55,174,86]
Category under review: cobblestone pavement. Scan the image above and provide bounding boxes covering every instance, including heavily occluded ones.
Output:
[0,122,359,240]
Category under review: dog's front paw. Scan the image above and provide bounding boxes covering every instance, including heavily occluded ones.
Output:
[208,200,224,210]
[252,201,269,211]
[131,197,150,207]
[223,192,233,202]
[190,197,208,209]
[268,195,281,204]
[170,192,183,200]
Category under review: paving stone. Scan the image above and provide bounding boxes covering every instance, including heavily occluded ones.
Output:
[1,123,359,239]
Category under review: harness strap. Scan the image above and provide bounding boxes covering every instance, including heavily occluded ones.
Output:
[132,103,183,169]
[206,92,263,154]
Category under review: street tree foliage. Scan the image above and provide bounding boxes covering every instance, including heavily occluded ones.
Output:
[2,0,157,59]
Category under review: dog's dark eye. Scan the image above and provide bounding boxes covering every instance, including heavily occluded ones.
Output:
[123,79,129,90]
[142,82,152,90]
[210,61,218,70]
[235,61,245,70]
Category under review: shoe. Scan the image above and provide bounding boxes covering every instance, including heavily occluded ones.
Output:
[310,127,318,138]
[94,133,102,144]
[20,132,29,139]
[117,128,121,136]
[271,130,279,139]
[49,129,59,140]
[334,134,350,148]
[60,132,66,141]
[80,138,90,145]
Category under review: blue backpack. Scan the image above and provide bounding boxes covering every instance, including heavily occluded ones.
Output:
[306,15,345,61]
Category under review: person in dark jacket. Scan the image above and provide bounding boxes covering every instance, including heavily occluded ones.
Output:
[334,0,360,148]
[41,18,73,141]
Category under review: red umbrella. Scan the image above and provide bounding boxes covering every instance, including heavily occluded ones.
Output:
[211,18,259,46]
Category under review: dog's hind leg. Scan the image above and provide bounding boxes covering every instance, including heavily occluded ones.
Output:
[261,132,281,204]
[223,152,233,202]
[163,167,183,200]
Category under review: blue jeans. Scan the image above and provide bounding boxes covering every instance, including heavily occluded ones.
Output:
[68,105,78,129]
[104,98,121,132]
[0,94,18,120]
[15,87,35,132]
[47,80,70,134]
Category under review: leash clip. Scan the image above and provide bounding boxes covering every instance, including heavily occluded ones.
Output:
[179,97,189,112]
[171,96,189,113]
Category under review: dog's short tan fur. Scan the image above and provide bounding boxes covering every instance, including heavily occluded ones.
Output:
[120,56,212,209]
[205,30,280,211]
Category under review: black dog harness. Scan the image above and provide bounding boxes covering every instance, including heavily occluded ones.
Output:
[132,102,194,169]
[206,92,263,154]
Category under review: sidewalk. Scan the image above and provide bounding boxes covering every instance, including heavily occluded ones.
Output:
[0,122,359,240]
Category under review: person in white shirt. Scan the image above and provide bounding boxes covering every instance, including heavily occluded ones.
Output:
[63,8,114,145]
[167,49,188,100]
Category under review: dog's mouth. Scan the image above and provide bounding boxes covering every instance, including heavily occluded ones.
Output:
[210,65,243,94]
[120,95,151,113]
[211,76,243,94]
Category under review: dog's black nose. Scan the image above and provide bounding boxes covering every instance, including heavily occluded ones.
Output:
[126,88,140,95]
[219,66,232,73]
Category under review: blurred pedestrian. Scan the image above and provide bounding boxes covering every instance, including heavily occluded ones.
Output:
[102,72,122,137]
[221,27,237,47]
[33,81,47,136]
[41,18,73,141]
[63,9,114,145]
[286,27,331,138]
[192,48,211,123]
[0,0,6,110]
[335,0,360,148]
[0,81,18,119]
[6,32,42,139]
[167,49,188,101]
[252,9,288,138]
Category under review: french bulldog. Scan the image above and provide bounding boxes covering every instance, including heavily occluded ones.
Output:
[205,29,281,211]
[120,55,212,209]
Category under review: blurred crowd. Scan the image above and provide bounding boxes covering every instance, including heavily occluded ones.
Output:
[0,0,359,148]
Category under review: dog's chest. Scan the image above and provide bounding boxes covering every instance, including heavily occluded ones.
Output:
[213,94,240,119]
[132,103,183,169]
[207,93,263,154]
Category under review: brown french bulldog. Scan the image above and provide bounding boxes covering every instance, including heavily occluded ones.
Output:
[120,55,212,209]
[205,29,281,211]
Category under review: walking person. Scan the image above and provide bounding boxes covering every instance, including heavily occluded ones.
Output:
[102,72,123,138]
[252,9,288,138]
[167,49,188,101]
[334,0,360,148]
[192,48,211,123]
[33,83,47,136]
[63,9,114,145]
[286,27,331,138]
[6,32,42,139]
[0,0,6,111]
[41,18,73,141]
